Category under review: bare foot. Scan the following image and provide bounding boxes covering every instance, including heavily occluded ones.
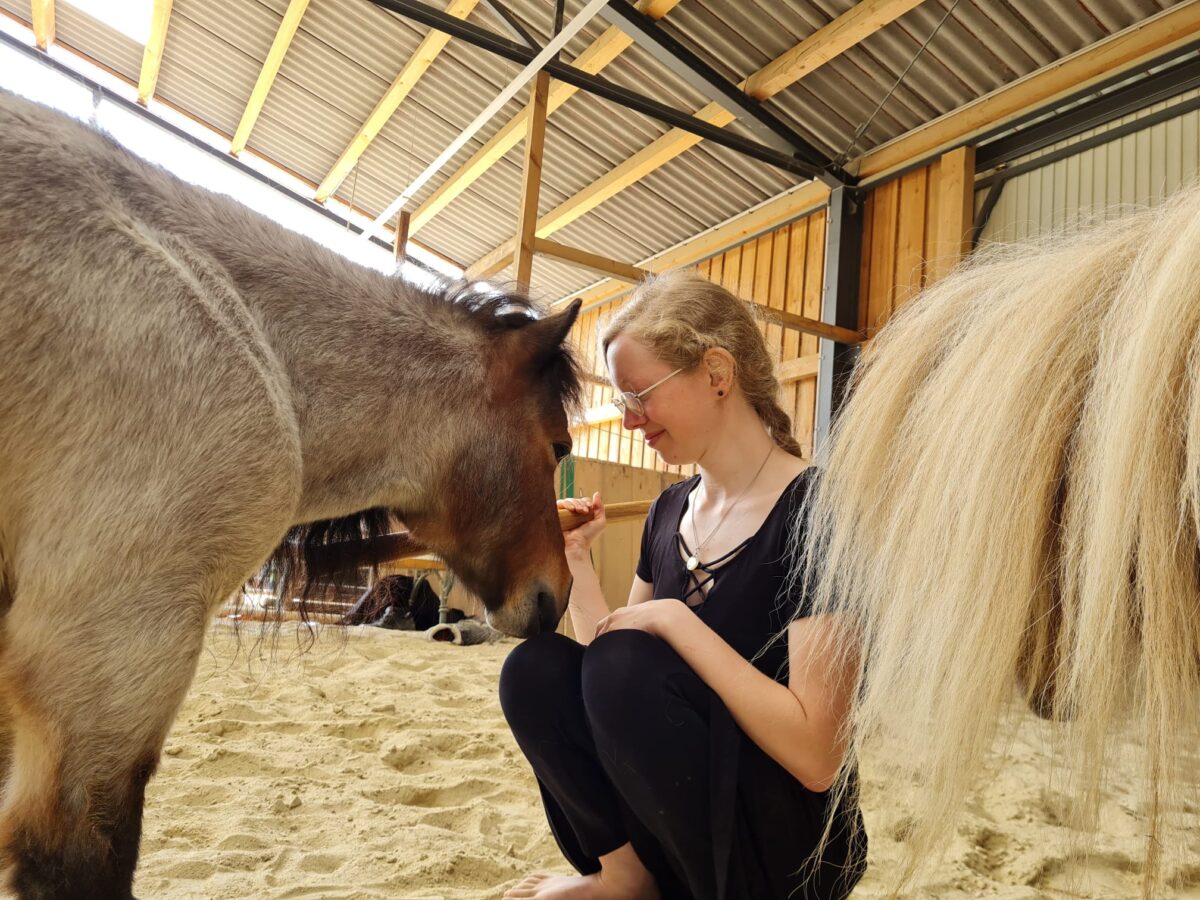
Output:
[502,870,660,899]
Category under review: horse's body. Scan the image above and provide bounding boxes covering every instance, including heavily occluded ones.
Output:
[801,186,1200,895]
[0,90,579,897]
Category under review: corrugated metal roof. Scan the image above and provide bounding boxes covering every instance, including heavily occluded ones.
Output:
[1,0,1187,298]
[664,0,1184,162]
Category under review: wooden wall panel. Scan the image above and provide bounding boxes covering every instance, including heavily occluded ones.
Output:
[557,459,686,640]
[567,209,830,469]
[858,149,979,337]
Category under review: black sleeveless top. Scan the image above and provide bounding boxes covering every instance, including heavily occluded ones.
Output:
[634,467,866,900]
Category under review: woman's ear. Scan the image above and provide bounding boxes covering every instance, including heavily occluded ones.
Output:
[702,347,735,396]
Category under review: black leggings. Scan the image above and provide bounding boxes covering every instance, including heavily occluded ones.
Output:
[499,630,863,900]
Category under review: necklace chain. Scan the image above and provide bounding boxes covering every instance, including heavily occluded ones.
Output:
[684,444,774,571]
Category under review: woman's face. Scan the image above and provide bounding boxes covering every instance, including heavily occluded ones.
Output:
[606,334,717,466]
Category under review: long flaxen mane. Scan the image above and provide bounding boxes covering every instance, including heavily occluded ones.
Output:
[255,282,583,621]
[797,186,1200,895]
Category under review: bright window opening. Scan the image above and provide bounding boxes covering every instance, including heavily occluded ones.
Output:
[0,14,462,287]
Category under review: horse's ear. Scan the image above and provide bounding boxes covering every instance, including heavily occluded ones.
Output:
[523,299,581,369]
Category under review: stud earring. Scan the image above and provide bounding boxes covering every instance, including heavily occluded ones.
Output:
[717,390,725,396]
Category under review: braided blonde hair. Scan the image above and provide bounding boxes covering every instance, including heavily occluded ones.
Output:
[600,270,803,458]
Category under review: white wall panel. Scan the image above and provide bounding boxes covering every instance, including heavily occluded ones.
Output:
[977,88,1200,244]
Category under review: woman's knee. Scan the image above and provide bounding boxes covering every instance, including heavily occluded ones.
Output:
[499,632,584,729]
[581,630,701,734]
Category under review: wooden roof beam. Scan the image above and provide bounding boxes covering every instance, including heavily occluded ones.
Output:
[314,0,480,203]
[465,0,920,280]
[534,238,649,284]
[231,0,311,156]
[137,0,173,105]
[744,0,925,100]
[408,0,681,236]
[31,0,53,50]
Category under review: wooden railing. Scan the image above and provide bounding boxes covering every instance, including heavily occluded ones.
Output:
[316,500,655,572]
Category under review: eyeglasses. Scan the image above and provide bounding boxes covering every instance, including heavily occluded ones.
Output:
[612,367,685,418]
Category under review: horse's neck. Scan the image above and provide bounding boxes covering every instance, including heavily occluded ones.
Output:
[173,206,463,523]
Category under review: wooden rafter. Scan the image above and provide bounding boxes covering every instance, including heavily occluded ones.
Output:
[465,0,919,280]
[137,0,174,106]
[514,71,550,289]
[31,0,54,50]
[313,0,480,203]
[231,0,311,156]
[744,0,924,99]
[534,238,649,284]
[408,0,682,236]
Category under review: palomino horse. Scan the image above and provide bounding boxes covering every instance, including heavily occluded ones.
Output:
[0,90,580,898]
[799,186,1200,895]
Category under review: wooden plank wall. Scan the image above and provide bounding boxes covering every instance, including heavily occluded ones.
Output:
[860,149,975,336]
[568,208,828,465]
[567,457,684,625]
[859,161,941,338]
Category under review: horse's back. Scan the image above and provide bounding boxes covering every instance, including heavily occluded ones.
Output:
[0,91,301,598]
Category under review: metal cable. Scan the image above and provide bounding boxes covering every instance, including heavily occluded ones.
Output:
[834,0,965,168]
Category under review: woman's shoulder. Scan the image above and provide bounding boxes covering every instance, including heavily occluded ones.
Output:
[791,464,819,497]
[660,474,700,501]
[776,465,822,550]
[776,463,818,509]
[643,475,698,534]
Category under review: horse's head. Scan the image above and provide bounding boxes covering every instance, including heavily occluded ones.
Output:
[400,293,583,638]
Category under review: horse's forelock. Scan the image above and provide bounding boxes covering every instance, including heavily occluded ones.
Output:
[425,280,583,416]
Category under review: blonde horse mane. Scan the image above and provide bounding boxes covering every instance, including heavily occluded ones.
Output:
[797,186,1200,895]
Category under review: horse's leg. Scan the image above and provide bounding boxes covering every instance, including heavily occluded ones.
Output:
[0,517,285,899]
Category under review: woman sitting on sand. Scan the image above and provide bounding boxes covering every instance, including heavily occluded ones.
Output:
[500,271,866,900]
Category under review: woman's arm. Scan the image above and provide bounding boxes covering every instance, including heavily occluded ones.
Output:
[596,603,857,791]
[568,569,654,643]
[563,494,658,643]
[564,549,609,645]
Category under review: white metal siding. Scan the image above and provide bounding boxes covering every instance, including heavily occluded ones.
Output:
[977,88,1200,244]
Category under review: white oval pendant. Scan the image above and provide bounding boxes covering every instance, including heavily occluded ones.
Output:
[685,555,699,572]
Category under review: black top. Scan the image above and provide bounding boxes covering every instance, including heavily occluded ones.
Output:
[636,468,815,684]
[634,466,865,900]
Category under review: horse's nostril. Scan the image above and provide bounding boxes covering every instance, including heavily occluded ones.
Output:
[536,591,560,634]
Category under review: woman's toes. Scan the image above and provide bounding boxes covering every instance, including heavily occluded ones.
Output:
[504,873,548,897]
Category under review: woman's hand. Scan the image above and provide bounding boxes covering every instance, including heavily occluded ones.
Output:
[558,492,606,558]
[593,598,688,640]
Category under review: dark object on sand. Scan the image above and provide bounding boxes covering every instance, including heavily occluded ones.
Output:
[342,575,465,631]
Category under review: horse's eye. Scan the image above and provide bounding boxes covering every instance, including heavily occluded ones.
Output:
[553,442,572,462]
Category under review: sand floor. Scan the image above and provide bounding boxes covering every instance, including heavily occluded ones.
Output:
[126,623,1200,900]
